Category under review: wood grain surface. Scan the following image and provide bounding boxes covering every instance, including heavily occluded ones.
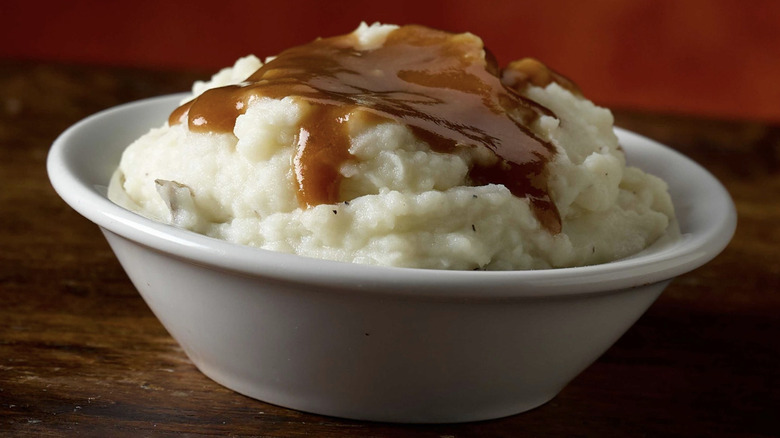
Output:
[1,60,778,437]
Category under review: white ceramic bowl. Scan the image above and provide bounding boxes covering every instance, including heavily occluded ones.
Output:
[48,94,736,423]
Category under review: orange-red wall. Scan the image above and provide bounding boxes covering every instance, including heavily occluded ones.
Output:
[3,0,779,121]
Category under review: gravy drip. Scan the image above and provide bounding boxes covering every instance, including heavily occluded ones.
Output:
[502,57,582,96]
[169,25,568,233]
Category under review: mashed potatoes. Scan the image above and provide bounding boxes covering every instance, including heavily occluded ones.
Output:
[109,23,676,270]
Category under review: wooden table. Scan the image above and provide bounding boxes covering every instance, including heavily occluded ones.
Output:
[1,60,778,437]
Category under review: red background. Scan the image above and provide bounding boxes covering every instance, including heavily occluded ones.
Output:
[3,0,779,121]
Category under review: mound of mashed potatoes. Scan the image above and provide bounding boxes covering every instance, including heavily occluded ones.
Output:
[109,23,676,270]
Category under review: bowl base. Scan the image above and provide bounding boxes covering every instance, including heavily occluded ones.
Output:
[195,359,558,424]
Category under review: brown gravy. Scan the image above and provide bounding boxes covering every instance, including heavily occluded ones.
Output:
[169,25,577,233]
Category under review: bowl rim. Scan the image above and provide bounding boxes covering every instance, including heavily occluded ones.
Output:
[47,94,737,299]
